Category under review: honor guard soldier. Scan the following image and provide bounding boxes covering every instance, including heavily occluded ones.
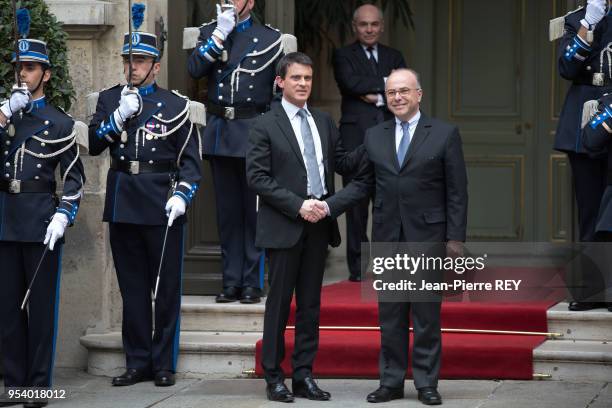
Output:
[88,4,202,388]
[187,0,296,304]
[552,0,612,311]
[0,29,86,408]
[580,93,612,311]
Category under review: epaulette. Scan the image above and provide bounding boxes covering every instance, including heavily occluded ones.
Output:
[264,23,280,32]
[581,99,599,129]
[57,105,73,118]
[281,34,298,54]
[86,84,119,119]
[73,120,89,153]
[183,27,200,50]
[172,90,189,100]
[183,19,217,50]
[550,6,584,41]
[189,100,206,126]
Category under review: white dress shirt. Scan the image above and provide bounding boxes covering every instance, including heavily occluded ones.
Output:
[281,98,328,196]
[395,110,421,153]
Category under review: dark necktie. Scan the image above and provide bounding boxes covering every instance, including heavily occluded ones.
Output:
[367,46,378,75]
[297,109,324,198]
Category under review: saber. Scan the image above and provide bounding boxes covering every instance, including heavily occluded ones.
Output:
[153,179,178,302]
[12,0,22,87]
[128,0,134,89]
[152,221,171,302]
[20,244,50,310]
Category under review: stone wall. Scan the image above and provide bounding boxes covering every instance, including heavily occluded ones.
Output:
[45,0,168,369]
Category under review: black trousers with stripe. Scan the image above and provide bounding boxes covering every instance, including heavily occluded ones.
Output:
[109,222,184,374]
[209,156,262,290]
[0,241,62,388]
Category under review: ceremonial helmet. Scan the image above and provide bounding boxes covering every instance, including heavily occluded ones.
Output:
[121,3,161,61]
[11,9,50,67]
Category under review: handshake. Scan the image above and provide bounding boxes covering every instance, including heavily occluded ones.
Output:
[299,199,329,223]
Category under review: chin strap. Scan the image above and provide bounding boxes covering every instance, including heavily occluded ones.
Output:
[134,60,156,88]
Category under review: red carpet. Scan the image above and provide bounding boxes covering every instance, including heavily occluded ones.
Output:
[255,267,566,380]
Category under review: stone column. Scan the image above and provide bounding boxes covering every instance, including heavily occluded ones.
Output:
[265,0,294,33]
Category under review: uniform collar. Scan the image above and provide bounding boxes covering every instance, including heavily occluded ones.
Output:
[138,82,157,96]
[236,16,253,32]
[26,96,46,112]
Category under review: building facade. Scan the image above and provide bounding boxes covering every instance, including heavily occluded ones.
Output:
[37,0,576,370]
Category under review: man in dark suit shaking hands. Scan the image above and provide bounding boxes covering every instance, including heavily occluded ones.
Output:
[328,69,468,405]
[333,4,406,282]
[246,52,362,402]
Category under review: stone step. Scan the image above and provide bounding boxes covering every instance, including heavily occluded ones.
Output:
[181,296,265,332]
[533,339,612,382]
[80,331,259,379]
[82,334,612,382]
[179,298,612,340]
[547,302,612,341]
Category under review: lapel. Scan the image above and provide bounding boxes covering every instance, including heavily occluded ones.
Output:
[351,41,373,74]
[378,120,400,172]
[8,110,53,158]
[400,114,431,171]
[273,104,306,171]
[376,43,388,72]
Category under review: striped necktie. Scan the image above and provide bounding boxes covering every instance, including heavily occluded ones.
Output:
[297,109,324,197]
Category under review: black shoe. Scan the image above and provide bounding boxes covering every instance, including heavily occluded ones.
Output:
[348,275,362,282]
[266,382,294,403]
[23,400,48,408]
[0,391,21,407]
[292,376,331,401]
[216,287,240,303]
[111,368,152,386]
[568,301,606,311]
[417,387,442,406]
[240,287,261,304]
[154,370,176,386]
[366,386,404,403]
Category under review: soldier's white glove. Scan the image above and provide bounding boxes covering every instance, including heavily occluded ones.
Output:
[44,213,69,251]
[0,85,30,120]
[114,86,141,125]
[165,195,186,226]
[582,0,607,28]
[212,3,236,41]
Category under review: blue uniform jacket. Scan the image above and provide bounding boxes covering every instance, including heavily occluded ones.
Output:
[187,18,283,158]
[88,84,202,226]
[555,8,612,153]
[582,93,612,232]
[0,99,85,242]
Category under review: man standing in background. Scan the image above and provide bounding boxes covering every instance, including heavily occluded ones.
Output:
[333,4,406,282]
